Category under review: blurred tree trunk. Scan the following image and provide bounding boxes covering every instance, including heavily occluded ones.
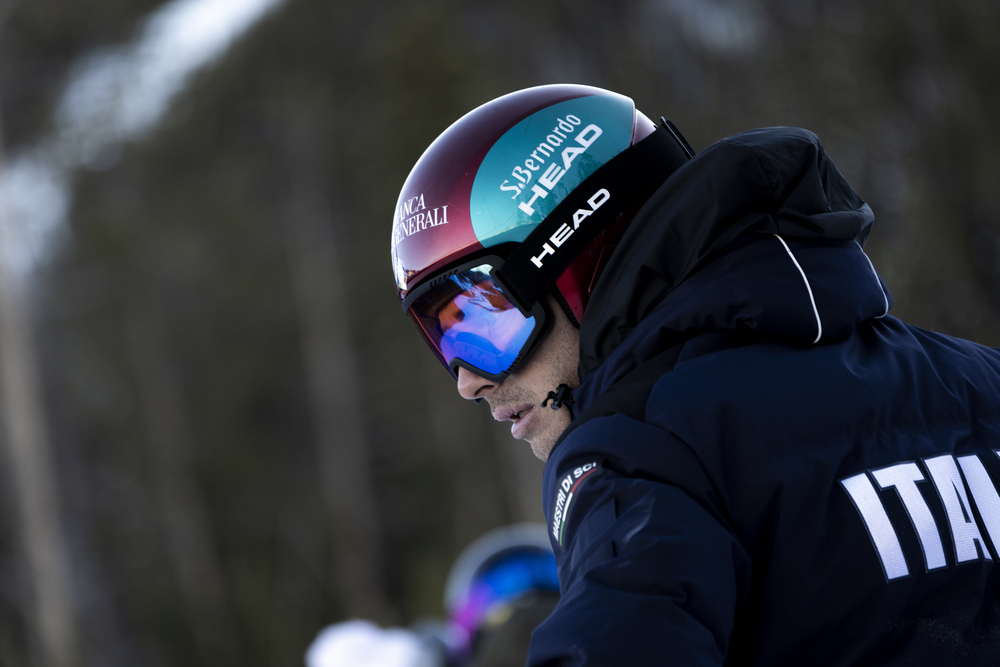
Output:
[279,104,394,622]
[124,297,239,664]
[489,419,545,524]
[419,355,508,548]
[0,98,80,667]
[0,280,80,667]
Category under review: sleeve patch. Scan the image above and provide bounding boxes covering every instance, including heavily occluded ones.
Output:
[551,462,602,546]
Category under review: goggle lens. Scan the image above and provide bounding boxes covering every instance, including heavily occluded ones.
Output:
[406,263,538,378]
[447,550,559,654]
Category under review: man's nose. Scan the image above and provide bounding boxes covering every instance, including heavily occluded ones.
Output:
[457,366,495,400]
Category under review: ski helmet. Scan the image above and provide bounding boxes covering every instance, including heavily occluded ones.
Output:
[392,84,693,380]
[443,523,558,661]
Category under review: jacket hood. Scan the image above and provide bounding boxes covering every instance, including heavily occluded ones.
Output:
[576,127,891,404]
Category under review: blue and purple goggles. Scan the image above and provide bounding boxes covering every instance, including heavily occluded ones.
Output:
[402,256,550,381]
[447,549,559,657]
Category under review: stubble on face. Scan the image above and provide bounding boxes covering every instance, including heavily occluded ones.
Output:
[485,297,580,461]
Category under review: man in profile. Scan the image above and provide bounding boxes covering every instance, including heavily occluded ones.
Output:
[390,83,1000,665]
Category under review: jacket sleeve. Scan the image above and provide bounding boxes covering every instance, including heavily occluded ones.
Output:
[530,424,751,666]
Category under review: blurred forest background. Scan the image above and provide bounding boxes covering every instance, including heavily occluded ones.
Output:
[0,0,998,665]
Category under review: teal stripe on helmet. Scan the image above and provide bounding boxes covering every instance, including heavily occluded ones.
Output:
[470,95,633,248]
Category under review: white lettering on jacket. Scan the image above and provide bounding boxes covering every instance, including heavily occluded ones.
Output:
[842,451,1000,581]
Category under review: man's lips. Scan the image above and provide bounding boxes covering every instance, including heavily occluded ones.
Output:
[493,403,538,440]
[492,403,536,422]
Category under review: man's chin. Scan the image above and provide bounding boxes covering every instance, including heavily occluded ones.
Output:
[528,429,559,462]
[516,407,569,462]
[529,439,551,462]
[507,406,555,460]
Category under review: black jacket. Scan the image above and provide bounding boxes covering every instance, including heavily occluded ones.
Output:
[528,128,1000,665]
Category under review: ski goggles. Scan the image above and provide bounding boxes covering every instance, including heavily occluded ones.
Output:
[401,256,550,381]
[447,549,559,656]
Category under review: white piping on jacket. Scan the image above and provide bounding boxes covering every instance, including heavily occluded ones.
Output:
[855,240,889,318]
[774,234,822,344]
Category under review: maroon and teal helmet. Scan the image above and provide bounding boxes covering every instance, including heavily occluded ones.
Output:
[392,84,692,380]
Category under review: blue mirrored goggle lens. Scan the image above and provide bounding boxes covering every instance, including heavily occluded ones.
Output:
[407,264,536,377]
[450,550,559,644]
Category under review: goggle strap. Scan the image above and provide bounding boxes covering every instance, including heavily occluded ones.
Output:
[492,123,692,313]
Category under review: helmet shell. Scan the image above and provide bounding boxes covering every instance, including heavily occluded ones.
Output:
[392,84,654,315]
